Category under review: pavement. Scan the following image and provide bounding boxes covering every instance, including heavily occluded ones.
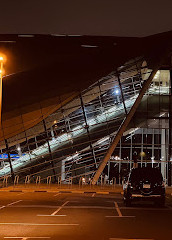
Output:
[0,186,171,239]
[0,184,123,194]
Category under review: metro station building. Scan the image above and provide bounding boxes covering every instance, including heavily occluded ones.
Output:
[0,31,172,186]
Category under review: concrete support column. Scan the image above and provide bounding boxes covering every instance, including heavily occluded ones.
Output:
[152,129,155,168]
[119,139,122,174]
[168,70,172,186]
[161,120,166,182]
[130,135,133,170]
[51,127,55,139]
[141,129,144,167]
[61,159,66,181]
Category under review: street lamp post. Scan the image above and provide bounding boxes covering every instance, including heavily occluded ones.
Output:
[0,56,3,126]
[0,56,15,182]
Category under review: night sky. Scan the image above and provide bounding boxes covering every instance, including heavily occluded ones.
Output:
[0,0,172,37]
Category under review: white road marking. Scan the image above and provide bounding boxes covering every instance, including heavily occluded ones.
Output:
[17,193,25,196]
[51,201,69,215]
[4,237,50,239]
[0,200,22,212]
[12,205,59,208]
[7,200,22,206]
[114,202,122,217]
[37,215,66,217]
[54,193,61,197]
[0,223,79,226]
[0,206,6,210]
[105,216,135,218]
[92,193,95,197]
[4,204,171,211]
[11,205,114,209]
[109,238,154,240]
[105,202,135,218]
[119,207,171,211]
[64,206,114,209]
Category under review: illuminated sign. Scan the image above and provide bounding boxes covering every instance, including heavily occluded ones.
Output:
[0,154,25,160]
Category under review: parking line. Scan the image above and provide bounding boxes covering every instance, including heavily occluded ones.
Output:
[0,206,6,210]
[51,201,69,215]
[109,239,154,240]
[4,237,50,239]
[106,216,135,218]
[0,200,22,212]
[17,193,25,196]
[114,202,122,217]
[37,215,66,217]
[119,207,171,211]
[0,223,79,226]
[54,193,61,197]
[7,200,22,206]
[105,202,135,218]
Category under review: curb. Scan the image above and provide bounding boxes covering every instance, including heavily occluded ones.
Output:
[9,190,23,192]
[0,189,123,195]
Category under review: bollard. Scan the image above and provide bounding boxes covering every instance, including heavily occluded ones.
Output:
[101,175,103,187]
[25,175,30,186]
[119,176,121,185]
[58,176,61,187]
[70,177,73,188]
[47,176,51,186]
[36,176,41,186]
[14,175,19,187]
[3,176,9,188]
[79,177,82,188]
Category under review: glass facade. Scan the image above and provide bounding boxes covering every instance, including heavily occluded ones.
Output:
[0,57,171,186]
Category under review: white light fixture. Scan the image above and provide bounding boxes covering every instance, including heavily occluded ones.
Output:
[17,147,21,151]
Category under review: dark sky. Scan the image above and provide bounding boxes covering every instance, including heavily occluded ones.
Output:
[0,0,172,37]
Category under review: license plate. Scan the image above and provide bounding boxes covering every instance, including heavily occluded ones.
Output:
[143,184,150,189]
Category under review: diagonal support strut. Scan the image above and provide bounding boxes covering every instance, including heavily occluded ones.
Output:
[92,56,167,185]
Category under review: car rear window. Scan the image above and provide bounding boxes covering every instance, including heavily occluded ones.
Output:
[130,168,163,183]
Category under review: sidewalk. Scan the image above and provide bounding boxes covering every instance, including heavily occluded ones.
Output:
[1,184,172,195]
[0,184,123,194]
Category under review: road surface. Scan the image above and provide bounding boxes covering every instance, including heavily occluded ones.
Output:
[0,191,171,239]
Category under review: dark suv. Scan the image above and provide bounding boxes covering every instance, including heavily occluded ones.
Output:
[123,167,165,207]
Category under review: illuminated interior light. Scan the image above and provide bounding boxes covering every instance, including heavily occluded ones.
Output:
[18,34,34,37]
[81,45,98,48]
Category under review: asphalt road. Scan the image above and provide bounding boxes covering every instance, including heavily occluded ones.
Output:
[0,191,171,240]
